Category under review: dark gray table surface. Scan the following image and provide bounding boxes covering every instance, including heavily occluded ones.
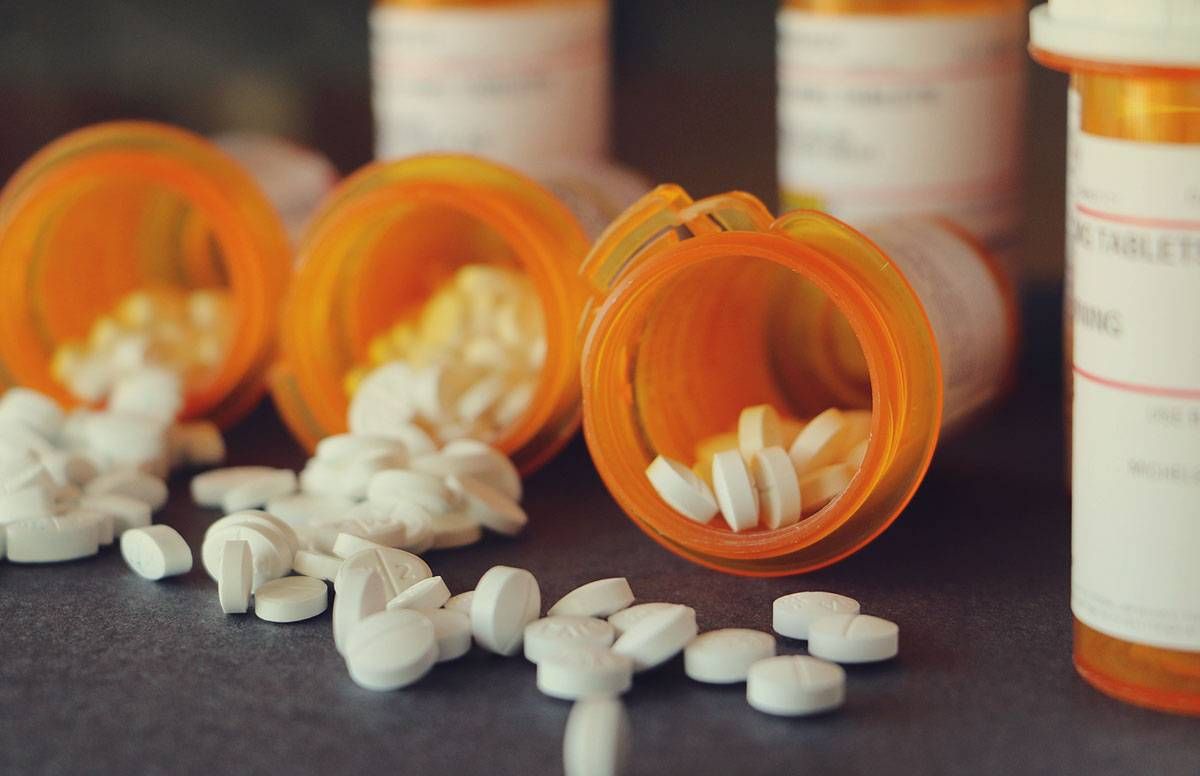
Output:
[1,296,1198,776]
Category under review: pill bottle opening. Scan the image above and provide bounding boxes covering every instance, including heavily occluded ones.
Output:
[0,122,290,425]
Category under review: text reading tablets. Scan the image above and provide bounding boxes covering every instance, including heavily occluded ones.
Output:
[563,696,631,776]
[548,578,634,619]
[536,644,634,701]
[807,613,899,664]
[644,456,718,524]
[746,655,846,717]
[471,565,541,656]
[684,629,776,684]
[254,576,329,623]
[524,616,616,663]
[120,525,192,580]
[611,604,698,672]
[218,539,253,614]
[344,608,437,691]
[772,591,860,640]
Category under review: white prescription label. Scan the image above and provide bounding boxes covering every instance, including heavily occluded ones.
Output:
[777,10,1025,266]
[1070,126,1200,651]
[864,220,1012,433]
[371,3,609,172]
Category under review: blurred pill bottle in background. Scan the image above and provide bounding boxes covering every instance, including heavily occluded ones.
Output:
[1031,0,1200,716]
[0,122,292,427]
[371,0,610,174]
[777,0,1027,276]
[272,154,647,475]
[579,186,1018,576]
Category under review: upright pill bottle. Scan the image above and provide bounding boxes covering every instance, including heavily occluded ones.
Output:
[0,121,292,426]
[777,0,1027,272]
[579,185,1018,575]
[1031,1,1200,715]
[272,154,646,474]
[371,0,610,172]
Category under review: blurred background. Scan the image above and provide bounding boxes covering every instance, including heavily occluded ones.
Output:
[0,0,1065,284]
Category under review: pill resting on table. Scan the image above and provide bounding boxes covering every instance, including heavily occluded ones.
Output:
[772,591,861,640]
[120,525,193,580]
[254,576,329,624]
[471,565,542,656]
[548,578,634,619]
[807,613,899,664]
[524,616,616,664]
[537,644,634,701]
[563,696,631,776]
[684,629,776,684]
[746,655,846,717]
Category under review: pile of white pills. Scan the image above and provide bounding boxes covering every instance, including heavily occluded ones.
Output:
[343,264,545,446]
[646,404,870,531]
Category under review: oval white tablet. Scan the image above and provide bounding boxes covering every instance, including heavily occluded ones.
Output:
[524,616,616,664]
[254,576,329,623]
[332,532,388,560]
[737,404,782,462]
[746,655,845,716]
[265,493,356,530]
[292,549,343,582]
[788,408,846,475]
[315,433,405,464]
[772,591,861,640]
[367,469,453,515]
[536,644,634,701]
[611,603,698,672]
[120,525,193,580]
[218,539,253,614]
[548,578,634,619]
[645,455,718,524]
[751,447,802,530]
[447,474,527,536]
[607,602,692,636]
[711,450,759,532]
[386,575,451,612]
[807,613,899,664]
[85,470,168,512]
[335,546,432,599]
[344,608,437,691]
[201,523,292,591]
[412,445,522,502]
[7,516,99,563]
[444,590,475,614]
[684,629,776,684]
[79,493,152,536]
[333,568,388,655]
[207,510,300,556]
[799,463,856,516]
[428,608,472,663]
[429,510,483,550]
[471,565,541,656]
[563,696,630,776]
[190,466,280,507]
[221,469,297,513]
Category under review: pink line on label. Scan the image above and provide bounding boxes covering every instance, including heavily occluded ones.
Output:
[779,55,1022,84]
[1074,365,1200,400]
[1075,204,1200,232]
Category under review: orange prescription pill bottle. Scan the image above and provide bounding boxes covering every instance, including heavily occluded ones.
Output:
[371,0,610,171]
[272,155,646,474]
[1031,1,1200,715]
[0,121,292,426]
[777,0,1027,271]
[579,186,1018,576]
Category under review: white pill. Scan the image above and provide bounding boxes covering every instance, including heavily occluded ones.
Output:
[265,492,356,530]
[344,608,437,691]
[386,575,451,612]
[332,532,388,559]
[772,591,861,640]
[444,590,474,614]
[84,413,168,463]
[69,508,113,546]
[190,466,280,507]
[537,644,633,701]
[333,568,388,655]
[807,613,899,663]
[207,510,300,556]
[0,388,64,438]
[456,373,508,423]
[751,447,802,530]
[746,655,845,716]
[315,433,405,464]
[7,516,99,563]
[799,463,856,515]
[607,603,692,636]
[335,546,432,599]
[348,364,420,439]
[170,421,226,467]
[390,503,436,554]
[292,549,343,582]
[788,408,846,475]
[85,469,168,512]
[471,565,541,656]
[38,451,98,488]
[711,450,759,532]
[367,469,453,515]
[447,474,527,536]
[427,608,472,663]
[548,578,634,619]
[254,576,329,623]
[684,629,776,684]
[737,404,782,462]
[120,525,193,579]
[563,696,630,776]
[429,510,483,549]
[377,423,438,458]
[844,438,869,468]
[611,603,698,672]
[525,616,616,663]
[107,368,183,423]
[80,493,154,536]
[221,469,297,513]
[413,444,522,502]
[645,455,718,524]
[218,539,252,613]
[0,484,55,524]
[315,508,411,553]
[202,523,292,591]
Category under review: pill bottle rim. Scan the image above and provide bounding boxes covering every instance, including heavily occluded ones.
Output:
[0,120,291,426]
[581,206,946,577]
[1030,47,1200,79]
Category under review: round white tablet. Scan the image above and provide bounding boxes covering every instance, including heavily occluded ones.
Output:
[428,608,472,663]
[563,696,630,776]
[335,546,432,599]
[344,608,437,691]
[607,603,691,636]
[333,568,388,655]
[799,463,856,516]
[120,525,193,580]
[747,655,845,716]
[221,469,297,513]
[611,603,698,672]
[79,493,151,536]
[191,466,280,507]
[737,404,782,462]
[644,455,718,524]
[218,539,252,614]
[292,549,343,582]
[524,616,616,663]
[772,591,861,640]
[264,493,355,529]
[448,474,527,536]
[548,578,635,619]
[7,516,99,563]
[207,510,300,556]
[788,408,846,475]
[751,447,802,530]
[684,629,776,684]
[332,532,388,560]
[367,469,453,515]
[444,590,475,614]
[254,576,329,623]
[201,522,292,591]
[429,510,483,549]
[711,450,759,532]
[413,445,522,502]
[85,470,168,512]
[471,565,541,656]
[537,644,634,701]
[807,613,899,664]
[386,575,451,612]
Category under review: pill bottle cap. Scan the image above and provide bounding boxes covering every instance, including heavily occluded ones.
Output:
[1030,0,1200,68]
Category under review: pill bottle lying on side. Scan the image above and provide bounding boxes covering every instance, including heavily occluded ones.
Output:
[579,186,1018,576]
[0,122,292,427]
[272,155,646,474]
